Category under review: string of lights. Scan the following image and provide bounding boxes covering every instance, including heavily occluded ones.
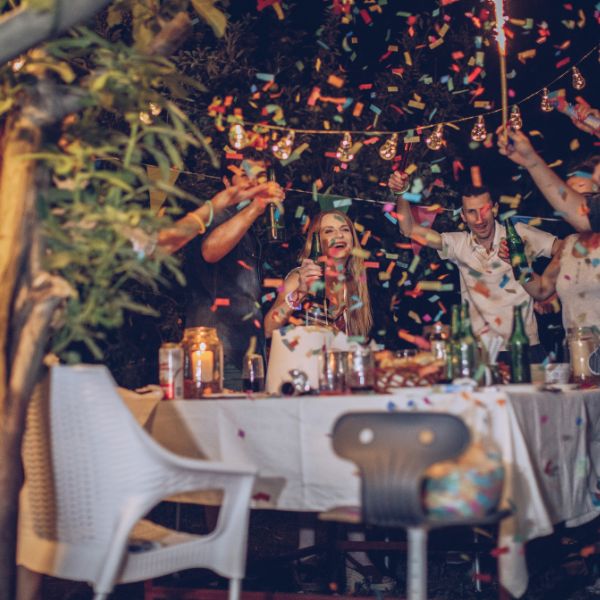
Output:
[224,44,600,147]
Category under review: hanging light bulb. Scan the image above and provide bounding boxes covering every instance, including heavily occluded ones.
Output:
[572,67,586,91]
[425,124,444,151]
[379,133,398,160]
[508,105,523,131]
[228,122,249,150]
[149,102,162,116]
[336,132,355,163]
[470,116,487,142]
[271,130,295,160]
[540,88,553,113]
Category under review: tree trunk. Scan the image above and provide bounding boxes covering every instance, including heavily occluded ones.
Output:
[0,110,42,599]
[0,8,194,596]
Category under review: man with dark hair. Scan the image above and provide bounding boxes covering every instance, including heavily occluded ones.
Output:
[390,172,560,361]
[184,160,285,390]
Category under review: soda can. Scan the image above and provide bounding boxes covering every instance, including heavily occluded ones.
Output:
[159,343,184,400]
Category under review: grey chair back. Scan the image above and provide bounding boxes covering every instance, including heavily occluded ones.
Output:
[332,412,470,527]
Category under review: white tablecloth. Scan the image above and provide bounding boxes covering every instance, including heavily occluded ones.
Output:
[127,385,600,598]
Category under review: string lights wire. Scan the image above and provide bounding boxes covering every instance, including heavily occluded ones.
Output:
[231,42,599,137]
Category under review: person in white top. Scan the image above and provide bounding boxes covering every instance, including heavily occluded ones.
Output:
[389,172,560,361]
[501,231,600,332]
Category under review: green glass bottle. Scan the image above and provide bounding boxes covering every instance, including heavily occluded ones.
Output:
[457,301,477,378]
[505,217,532,284]
[266,168,286,243]
[444,304,461,381]
[305,231,327,325]
[509,304,531,383]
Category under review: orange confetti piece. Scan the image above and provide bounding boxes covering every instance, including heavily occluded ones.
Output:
[327,74,345,88]
[580,545,596,558]
[210,298,230,312]
[473,280,491,298]
[263,278,284,288]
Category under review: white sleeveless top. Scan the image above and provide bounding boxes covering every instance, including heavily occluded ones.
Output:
[556,234,600,330]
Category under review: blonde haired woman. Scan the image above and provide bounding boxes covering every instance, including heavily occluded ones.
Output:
[265,210,373,339]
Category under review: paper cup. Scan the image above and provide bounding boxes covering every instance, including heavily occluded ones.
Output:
[530,364,545,385]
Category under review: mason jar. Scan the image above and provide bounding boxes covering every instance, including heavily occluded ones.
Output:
[567,326,600,385]
[182,327,224,397]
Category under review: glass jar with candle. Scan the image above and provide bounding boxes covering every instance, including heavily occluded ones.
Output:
[567,327,600,385]
[183,327,224,397]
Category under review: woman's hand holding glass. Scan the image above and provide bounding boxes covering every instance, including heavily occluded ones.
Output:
[296,258,322,297]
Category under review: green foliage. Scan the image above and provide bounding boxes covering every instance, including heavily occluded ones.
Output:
[0,15,216,362]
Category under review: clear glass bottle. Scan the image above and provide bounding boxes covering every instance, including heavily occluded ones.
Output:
[457,301,477,378]
[444,304,461,382]
[428,322,449,364]
[182,327,224,397]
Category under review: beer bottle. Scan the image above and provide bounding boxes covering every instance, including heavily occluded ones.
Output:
[266,168,286,243]
[509,304,531,383]
[505,217,532,284]
[305,231,327,325]
[457,301,477,378]
[444,304,461,381]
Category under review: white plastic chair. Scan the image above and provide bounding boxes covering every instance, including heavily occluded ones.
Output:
[18,364,257,600]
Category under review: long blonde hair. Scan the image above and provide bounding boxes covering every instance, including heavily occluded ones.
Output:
[301,210,373,338]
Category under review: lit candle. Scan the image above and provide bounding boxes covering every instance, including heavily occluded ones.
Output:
[192,344,214,383]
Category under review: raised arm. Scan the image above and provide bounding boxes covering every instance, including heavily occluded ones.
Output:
[499,238,563,301]
[389,172,442,250]
[156,182,271,255]
[201,181,284,263]
[498,129,591,232]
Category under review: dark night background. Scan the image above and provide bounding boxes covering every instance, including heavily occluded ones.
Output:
[101,0,600,387]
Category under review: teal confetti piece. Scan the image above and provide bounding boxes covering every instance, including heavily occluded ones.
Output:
[333,198,353,208]
[369,104,382,115]
[403,192,422,203]
[256,73,275,81]
[384,212,398,225]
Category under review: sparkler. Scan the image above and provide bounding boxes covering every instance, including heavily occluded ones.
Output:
[491,0,508,132]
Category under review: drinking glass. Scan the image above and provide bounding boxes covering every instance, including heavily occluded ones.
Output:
[346,348,375,391]
[242,353,265,392]
[319,350,347,395]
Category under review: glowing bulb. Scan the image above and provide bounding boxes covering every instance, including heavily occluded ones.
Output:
[139,111,152,125]
[572,67,586,91]
[508,105,523,131]
[11,56,25,72]
[272,130,295,160]
[379,133,398,160]
[149,102,162,116]
[540,88,553,113]
[470,116,487,142]
[336,133,354,163]
[228,123,249,150]
[425,124,444,151]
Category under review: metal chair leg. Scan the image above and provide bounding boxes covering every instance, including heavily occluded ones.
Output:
[407,527,427,600]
